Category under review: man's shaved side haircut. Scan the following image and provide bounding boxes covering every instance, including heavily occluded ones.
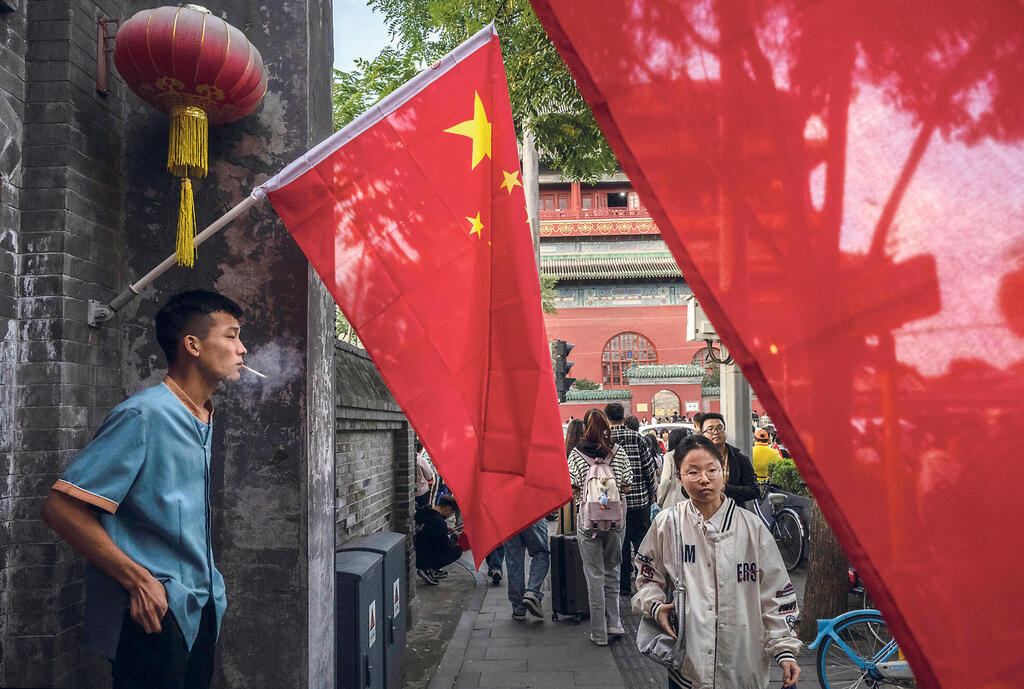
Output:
[155,290,243,366]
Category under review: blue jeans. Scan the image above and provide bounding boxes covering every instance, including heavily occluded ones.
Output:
[485,545,504,572]
[503,519,551,614]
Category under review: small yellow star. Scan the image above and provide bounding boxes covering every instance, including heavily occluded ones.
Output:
[466,212,485,238]
[500,169,522,195]
[444,92,492,169]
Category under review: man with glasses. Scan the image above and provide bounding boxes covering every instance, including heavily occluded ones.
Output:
[604,402,658,597]
[699,412,760,508]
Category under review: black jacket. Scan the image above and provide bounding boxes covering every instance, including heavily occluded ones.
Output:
[724,443,760,506]
[414,506,462,570]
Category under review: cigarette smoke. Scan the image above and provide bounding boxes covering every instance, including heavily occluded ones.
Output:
[239,340,301,396]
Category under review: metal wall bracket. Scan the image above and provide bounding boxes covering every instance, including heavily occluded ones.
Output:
[88,299,114,327]
[96,18,119,95]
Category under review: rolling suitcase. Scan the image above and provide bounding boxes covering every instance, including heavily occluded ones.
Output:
[549,533,589,624]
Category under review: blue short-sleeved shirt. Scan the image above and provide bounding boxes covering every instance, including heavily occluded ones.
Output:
[53,379,226,659]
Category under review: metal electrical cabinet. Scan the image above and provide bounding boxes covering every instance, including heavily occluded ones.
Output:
[336,550,385,689]
[341,532,407,689]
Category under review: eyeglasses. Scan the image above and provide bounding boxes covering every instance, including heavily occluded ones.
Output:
[679,468,723,481]
[702,425,726,436]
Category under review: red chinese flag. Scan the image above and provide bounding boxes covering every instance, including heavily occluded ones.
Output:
[256,26,570,564]
[531,1,1024,687]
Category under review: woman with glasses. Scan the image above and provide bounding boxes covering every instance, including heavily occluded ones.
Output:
[633,435,802,689]
[698,412,760,507]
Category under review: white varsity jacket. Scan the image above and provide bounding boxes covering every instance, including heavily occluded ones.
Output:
[632,498,801,689]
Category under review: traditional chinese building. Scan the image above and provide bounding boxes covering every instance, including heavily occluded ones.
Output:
[538,172,715,421]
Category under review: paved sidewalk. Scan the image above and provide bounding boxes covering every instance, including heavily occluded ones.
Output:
[426,537,821,689]
[428,547,626,689]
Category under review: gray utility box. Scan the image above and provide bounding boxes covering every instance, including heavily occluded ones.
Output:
[336,550,385,689]
[340,532,407,689]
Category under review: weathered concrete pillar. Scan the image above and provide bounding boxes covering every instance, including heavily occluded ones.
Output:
[118,2,335,687]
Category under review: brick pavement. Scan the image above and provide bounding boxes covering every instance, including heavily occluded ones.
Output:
[427,534,822,689]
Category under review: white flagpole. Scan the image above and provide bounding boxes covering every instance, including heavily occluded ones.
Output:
[88,193,261,326]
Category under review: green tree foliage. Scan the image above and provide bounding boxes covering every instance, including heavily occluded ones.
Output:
[539,274,558,314]
[571,378,599,391]
[766,457,809,497]
[701,361,720,388]
[335,309,363,348]
[336,0,617,181]
[332,47,421,130]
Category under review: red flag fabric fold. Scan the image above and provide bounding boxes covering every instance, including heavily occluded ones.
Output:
[257,25,570,565]
[529,1,1024,687]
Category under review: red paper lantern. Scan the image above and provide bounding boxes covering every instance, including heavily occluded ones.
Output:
[113,4,267,266]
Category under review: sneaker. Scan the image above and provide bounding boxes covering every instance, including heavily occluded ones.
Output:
[431,569,449,579]
[608,626,625,637]
[489,569,502,585]
[512,609,527,620]
[589,634,608,646]
[522,591,543,618]
[416,568,438,585]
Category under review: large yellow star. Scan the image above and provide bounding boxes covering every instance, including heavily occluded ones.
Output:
[466,212,485,238]
[500,169,522,195]
[444,92,492,169]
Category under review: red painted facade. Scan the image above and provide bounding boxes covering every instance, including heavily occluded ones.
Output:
[560,400,631,421]
[628,382,702,419]
[543,304,705,387]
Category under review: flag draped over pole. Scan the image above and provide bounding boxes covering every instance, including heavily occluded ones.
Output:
[255,25,570,565]
[529,1,1024,687]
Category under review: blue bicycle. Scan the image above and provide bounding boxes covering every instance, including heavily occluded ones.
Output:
[809,609,916,688]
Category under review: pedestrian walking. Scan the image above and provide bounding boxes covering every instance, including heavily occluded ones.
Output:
[604,403,657,596]
[41,290,247,689]
[634,434,802,688]
[503,520,551,619]
[655,428,689,508]
[559,418,586,535]
[414,442,436,509]
[752,427,783,482]
[699,412,760,507]
[567,409,633,646]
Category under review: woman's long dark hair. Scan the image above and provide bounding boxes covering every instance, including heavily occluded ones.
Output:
[564,418,585,458]
[580,408,613,456]
[666,428,688,455]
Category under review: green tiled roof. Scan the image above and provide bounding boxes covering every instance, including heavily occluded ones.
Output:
[540,252,682,280]
[625,364,704,379]
[703,386,721,397]
[564,389,632,401]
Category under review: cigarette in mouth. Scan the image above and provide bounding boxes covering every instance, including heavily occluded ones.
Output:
[241,364,267,378]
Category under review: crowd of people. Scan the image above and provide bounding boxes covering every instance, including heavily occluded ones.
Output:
[411,403,803,689]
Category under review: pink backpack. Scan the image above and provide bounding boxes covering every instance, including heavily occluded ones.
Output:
[578,446,625,534]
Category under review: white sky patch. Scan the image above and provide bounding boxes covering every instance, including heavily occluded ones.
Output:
[333,0,392,72]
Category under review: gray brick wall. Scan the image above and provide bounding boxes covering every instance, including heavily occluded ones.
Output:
[0,0,27,679]
[2,0,125,685]
[334,340,418,619]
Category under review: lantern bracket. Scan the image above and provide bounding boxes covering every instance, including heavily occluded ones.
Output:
[96,18,119,95]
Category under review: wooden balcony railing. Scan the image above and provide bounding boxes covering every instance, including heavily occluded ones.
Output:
[539,206,652,221]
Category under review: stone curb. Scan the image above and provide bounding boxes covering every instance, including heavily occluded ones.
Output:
[426,552,488,689]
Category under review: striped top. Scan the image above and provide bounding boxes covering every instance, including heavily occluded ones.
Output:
[567,444,633,491]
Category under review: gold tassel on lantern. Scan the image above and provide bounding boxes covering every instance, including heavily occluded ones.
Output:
[177,178,197,267]
[167,105,208,266]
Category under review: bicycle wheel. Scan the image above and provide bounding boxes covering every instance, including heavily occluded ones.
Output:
[816,612,899,689]
[771,509,804,571]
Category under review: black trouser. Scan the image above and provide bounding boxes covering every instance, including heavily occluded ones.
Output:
[112,602,216,689]
[620,506,651,593]
[418,542,463,571]
[415,492,430,509]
